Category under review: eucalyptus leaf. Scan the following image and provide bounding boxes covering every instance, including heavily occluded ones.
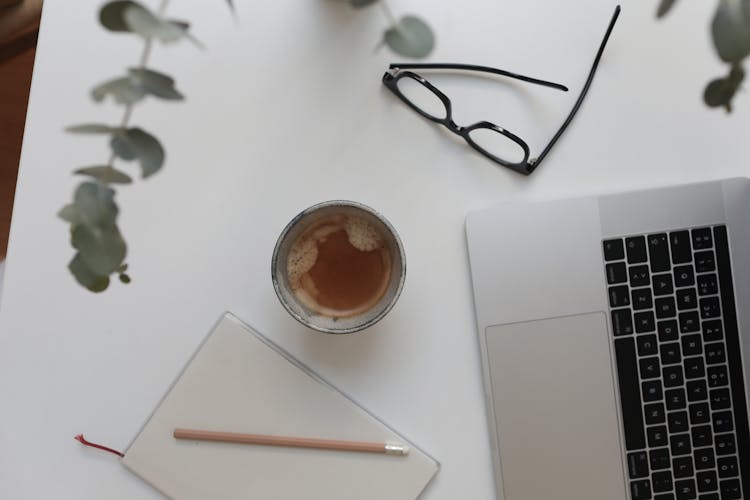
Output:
[384,16,434,59]
[99,0,139,32]
[128,68,184,100]
[72,181,119,228]
[92,76,146,105]
[69,253,111,292]
[66,124,116,134]
[711,0,750,63]
[350,0,379,8]
[119,273,132,284]
[704,65,745,112]
[72,224,127,276]
[75,165,133,184]
[58,204,82,224]
[123,3,193,44]
[110,127,165,178]
[656,0,677,18]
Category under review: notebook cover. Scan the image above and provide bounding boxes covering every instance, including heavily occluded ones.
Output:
[122,313,438,499]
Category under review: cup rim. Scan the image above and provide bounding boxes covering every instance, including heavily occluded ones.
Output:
[271,200,406,334]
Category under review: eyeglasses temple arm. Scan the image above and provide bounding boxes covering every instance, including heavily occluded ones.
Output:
[529,5,621,174]
[388,62,568,91]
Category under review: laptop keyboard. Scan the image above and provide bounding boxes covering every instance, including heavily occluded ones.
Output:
[603,226,749,500]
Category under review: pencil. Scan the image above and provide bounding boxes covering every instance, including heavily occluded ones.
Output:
[173,428,410,456]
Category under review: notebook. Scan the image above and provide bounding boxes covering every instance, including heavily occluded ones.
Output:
[121,313,439,499]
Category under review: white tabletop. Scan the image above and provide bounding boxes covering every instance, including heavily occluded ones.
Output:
[2,1,750,498]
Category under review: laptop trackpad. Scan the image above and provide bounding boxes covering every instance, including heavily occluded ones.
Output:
[485,312,627,500]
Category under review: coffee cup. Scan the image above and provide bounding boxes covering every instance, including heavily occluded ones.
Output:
[271,201,406,334]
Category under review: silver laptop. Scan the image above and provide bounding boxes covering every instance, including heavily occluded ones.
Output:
[466,178,750,500]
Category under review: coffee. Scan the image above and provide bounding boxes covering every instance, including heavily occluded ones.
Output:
[287,214,392,318]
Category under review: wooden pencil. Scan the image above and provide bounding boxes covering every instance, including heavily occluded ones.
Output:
[173,428,410,456]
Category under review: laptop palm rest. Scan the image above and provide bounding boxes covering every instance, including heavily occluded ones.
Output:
[485,312,627,500]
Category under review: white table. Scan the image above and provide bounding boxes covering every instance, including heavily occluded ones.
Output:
[2,1,750,498]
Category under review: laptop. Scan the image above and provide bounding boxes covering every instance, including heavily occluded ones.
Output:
[465,178,750,500]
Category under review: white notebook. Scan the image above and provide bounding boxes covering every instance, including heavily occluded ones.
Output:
[122,313,439,499]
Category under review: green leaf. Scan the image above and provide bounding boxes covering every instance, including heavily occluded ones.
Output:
[704,65,745,112]
[58,204,82,224]
[72,224,127,276]
[128,68,184,100]
[69,253,111,292]
[66,124,115,134]
[92,76,146,105]
[384,16,434,59]
[99,0,139,32]
[73,181,119,228]
[711,0,750,63]
[656,0,677,18]
[350,0,379,8]
[75,165,133,184]
[119,273,132,284]
[110,127,165,178]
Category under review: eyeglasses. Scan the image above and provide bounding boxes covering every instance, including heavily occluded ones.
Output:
[382,5,621,176]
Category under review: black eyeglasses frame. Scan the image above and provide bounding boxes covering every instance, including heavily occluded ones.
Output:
[381,5,621,176]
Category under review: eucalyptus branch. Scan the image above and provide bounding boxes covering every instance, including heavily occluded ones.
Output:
[349,0,435,59]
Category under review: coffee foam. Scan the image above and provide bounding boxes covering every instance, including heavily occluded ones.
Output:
[344,217,383,252]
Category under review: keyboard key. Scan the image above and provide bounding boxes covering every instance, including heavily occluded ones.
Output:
[648,233,670,271]
[611,308,633,336]
[717,456,738,478]
[668,410,689,433]
[709,388,730,410]
[670,231,692,264]
[681,334,702,356]
[697,274,717,295]
[606,262,627,284]
[697,494,718,500]
[666,388,686,410]
[603,238,624,261]
[609,286,630,307]
[643,380,663,402]
[634,311,656,333]
[630,479,652,500]
[675,478,696,499]
[686,379,708,402]
[674,265,695,287]
[704,343,725,365]
[645,402,666,424]
[628,451,649,478]
[694,447,715,470]
[692,227,713,249]
[691,425,712,447]
[648,425,669,447]
[650,447,671,470]
[660,342,681,365]
[655,495,676,500]
[689,402,710,425]
[677,288,697,310]
[659,319,679,341]
[674,456,695,477]
[694,250,715,273]
[632,288,653,310]
[696,470,717,493]
[707,365,728,387]
[655,296,676,319]
[670,433,692,456]
[613,338,645,450]
[629,265,650,287]
[712,411,733,433]
[702,320,723,342]
[663,365,684,387]
[684,356,705,379]
[699,297,720,319]
[652,470,673,493]
[714,433,735,455]
[679,312,700,333]
[637,334,658,356]
[626,236,648,263]
[653,273,674,295]
[719,478,741,499]
[640,356,661,379]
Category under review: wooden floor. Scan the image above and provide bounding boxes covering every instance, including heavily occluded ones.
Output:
[0,39,35,260]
